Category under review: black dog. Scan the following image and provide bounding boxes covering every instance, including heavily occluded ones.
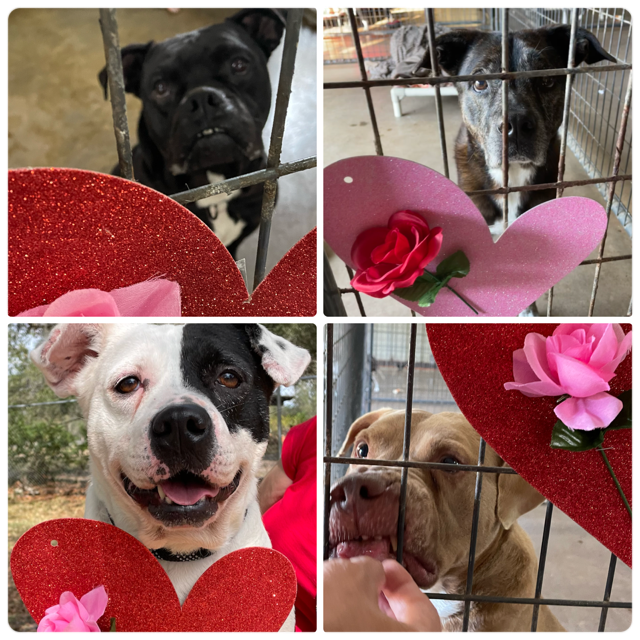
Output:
[99,9,285,258]
[432,25,615,229]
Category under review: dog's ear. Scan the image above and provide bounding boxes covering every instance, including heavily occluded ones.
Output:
[228,9,286,58]
[337,408,395,457]
[98,41,154,100]
[245,324,311,387]
[432,29,483,76]
[30,324,106,398]
[496,459,546,530]
[544,25,617,66]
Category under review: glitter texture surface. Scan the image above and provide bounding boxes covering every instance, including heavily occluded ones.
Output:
[427,324,631,566]
[11,519,297,631]
[325,157,608,316]
[9,168,316,317]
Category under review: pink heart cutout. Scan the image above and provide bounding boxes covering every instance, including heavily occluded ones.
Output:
[324,156,608,316]
[11,518,297,632]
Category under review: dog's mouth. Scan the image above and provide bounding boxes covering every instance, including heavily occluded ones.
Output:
[122,469,242,527]
[329,534,438,589]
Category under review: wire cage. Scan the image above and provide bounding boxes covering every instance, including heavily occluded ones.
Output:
[99,8,317,293]
[323,323,631,631]
[323,7,632,317]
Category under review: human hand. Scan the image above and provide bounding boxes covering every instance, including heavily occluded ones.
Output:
[323,557,441,632]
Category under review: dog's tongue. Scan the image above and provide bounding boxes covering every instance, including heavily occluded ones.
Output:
[335,539,391,562]
[160,480,220,506]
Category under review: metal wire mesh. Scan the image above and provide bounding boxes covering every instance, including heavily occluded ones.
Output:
[323,7,632,317]
[323,323,632,631]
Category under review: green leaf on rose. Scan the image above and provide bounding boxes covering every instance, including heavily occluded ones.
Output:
[550,419,605,451]
[435,250,471,279]
[394,275,440,302]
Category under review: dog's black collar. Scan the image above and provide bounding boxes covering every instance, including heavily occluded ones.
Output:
[104,508,249,563]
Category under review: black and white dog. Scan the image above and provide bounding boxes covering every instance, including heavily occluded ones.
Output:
[99,9,286,258]
[30,323,310,625]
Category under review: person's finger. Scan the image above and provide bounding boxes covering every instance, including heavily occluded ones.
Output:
[381,559,442,632]
[348,555,387,598]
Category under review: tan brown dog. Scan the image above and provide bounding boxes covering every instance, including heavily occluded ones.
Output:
[328,409,565,632]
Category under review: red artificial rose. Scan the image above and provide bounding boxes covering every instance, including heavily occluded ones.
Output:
[350,210,443,298]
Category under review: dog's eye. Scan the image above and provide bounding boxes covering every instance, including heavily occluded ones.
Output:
[231,58,248,74]
[217,371,240,388]
[355,442,369,458]
[541,77,555,89]
[115,376,141,394]
[473,79,489,93]
[441,456,460,471]
[153,81,169,97]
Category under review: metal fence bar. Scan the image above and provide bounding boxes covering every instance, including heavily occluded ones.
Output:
[323,324,334,561]
[324,254,348,316]
[598,554,618,631]
[462,438,487,631]
[252,9,302,290]
[171,157,316,205]
[396,324,417,565]
[588,71,632,316]
[99,9,134,180]
[426,9,450,179]
[501,9,510,230]
[424,593,630,608]
[348,8,383,156]
[530,501,554,631]
[324,63,632,89]
[345,266,367,316]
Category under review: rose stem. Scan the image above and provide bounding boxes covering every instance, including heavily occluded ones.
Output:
[444,285,479,315]
[597,445,632,519]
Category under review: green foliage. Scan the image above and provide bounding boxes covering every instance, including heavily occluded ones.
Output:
[8,324,87,484]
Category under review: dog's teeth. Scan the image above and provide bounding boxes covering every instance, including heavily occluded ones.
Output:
[157,485,166,500]
[214,127,223,133]
[374,535,382,541]
[361,535,370,541]
[390,535,398,552]
[202,128,214,135]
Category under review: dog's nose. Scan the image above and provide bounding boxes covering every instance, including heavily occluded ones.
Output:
[499,114,536,140]
[149,403,214,472]
[331,474,388,511]
[187,88,224,117]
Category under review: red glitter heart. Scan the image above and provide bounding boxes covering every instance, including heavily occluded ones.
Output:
[8,168,316,317]
[426,324,631,567]
[11,519,297,631]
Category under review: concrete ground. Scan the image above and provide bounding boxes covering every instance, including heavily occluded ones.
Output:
[324,63,632,317]
[8,8,317,282]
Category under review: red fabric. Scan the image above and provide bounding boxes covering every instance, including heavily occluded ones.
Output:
[263,417,317,631]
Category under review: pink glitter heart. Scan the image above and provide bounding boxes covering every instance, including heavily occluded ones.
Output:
[11,518,297,632]
[324,156,608,316]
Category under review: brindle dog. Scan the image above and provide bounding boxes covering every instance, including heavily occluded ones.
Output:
[431,25,615,229]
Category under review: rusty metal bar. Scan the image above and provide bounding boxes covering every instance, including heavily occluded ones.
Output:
[501,9,509,230]
[99,9,134,180]
[396,324,417,566]
[547,9,578,316]
[426,9,449,178]
[464,173,631,197]
[530,501,554,631]
[252,9,302,290]
[588,72,632,316]
[462,438,487,631]
[424,592,630,609]
[323,63,631,89]
[348,8,383,155]
[598,554,618,631]
[324,254,348,317]
[171,156,317,205]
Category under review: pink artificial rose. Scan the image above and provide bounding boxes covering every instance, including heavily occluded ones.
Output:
[37,585,108,632]
[504,324,632,431]
[350,210,443,298]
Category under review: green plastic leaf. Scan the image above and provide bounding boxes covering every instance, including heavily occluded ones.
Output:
[436,250,471,279]
[550,419,605,451]
[418,281,445,307]
[393,275,440,302]
[607,389,632,430]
